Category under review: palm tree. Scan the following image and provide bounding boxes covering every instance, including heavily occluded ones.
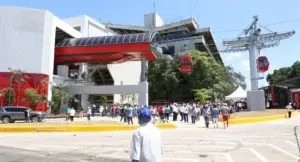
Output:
[8,68,29,106]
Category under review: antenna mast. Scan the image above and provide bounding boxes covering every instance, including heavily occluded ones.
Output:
[153,0,156,14]
[222,16,295,90]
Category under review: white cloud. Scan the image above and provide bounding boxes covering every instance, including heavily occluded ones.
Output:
[221,52,243,64]
[230,52,242,57]
[241,59,249,66]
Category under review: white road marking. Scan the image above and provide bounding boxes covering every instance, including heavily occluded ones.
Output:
[242,148,268,162]
[163,144,233,149]
[208,153,233,162]
[268,144,299,160]
[285,140,298,147]
[99,155,199,162]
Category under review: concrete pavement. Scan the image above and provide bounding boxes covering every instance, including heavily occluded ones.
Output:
[1,116,300,161]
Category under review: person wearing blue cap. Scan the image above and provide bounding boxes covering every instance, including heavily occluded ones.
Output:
[130,107,162,162]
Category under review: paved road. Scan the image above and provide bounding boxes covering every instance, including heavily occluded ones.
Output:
[1,116,300,162]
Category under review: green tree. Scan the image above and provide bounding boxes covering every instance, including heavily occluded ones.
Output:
[148,50,243,102]
[193,88,212,103]
[226,66,247,89]
[120,93,128,104]
[5,88,15,106]
[23,88,47,110]
[49,85,73,114]
[266,61,300,85]
[99,95,108,105]
[8,68,29,106]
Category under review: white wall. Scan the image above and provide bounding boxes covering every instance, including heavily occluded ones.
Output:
[108,61,141,104]
[144,13,165,28]
[0,6,47,73]
[155,13,165,27]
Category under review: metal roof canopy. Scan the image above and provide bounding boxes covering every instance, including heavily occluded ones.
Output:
[56,33,157,48]
[54,33,161,64]
[276,76,300,89]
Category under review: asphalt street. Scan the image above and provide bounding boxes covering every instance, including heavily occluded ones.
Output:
[1,116,300,162]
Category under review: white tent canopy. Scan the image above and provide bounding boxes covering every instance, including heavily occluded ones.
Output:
[225,86,247,100]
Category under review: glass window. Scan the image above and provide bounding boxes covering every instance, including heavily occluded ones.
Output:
[123,35,131,43]
[92,37,101,45]
[136,34,144,42]
[129,34,138,43]
[97,36,107,45]
[4,108,14,112]
[0,108,4,112]
[79,38,89,46]
[104,36,113,44]
[16,108,25,112]
[75,38,85,46]
[117,35,126,44]
[143,33,150,42]
[86,37,96,45]
[110,35,119,44]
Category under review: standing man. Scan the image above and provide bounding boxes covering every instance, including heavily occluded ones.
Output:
[286,103,293,118]
[203,105,210,128]
[221,103,230,129]
[66,106,71,121]
[172,103,178,121]
[87,107,92,121]
[127,105,134,125]
[24,108,30,123]
[211,104,219,128]
[70,108,76,122]
[130,107,162,162]
[99,105,104,117]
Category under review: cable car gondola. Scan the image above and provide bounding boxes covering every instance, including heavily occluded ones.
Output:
[257,56,269,72]
[180,54,192,73]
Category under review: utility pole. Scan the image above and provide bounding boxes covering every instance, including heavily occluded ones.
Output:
[221,16,295,111]
[222,16,295,90]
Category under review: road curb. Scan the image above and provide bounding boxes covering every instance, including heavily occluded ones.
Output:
[0,123,177,133]
[228,111,298,125]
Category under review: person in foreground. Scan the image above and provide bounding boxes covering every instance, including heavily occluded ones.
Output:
[130,106,163,162]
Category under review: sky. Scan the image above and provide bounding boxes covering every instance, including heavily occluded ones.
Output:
[1,0,300,89]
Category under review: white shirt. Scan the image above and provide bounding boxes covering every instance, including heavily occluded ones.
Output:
[99,106,104,112]
[70,109,76,116]
[130,123,162,162]
[87,109,92,115]
[172,105,178,113]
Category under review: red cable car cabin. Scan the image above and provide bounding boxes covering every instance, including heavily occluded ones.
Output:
[180,55,193,73]
[257,56,269,73]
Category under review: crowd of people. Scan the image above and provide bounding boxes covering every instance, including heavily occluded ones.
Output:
[65,102,231,129]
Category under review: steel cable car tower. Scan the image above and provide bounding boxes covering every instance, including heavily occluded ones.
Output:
[222,16,295,110]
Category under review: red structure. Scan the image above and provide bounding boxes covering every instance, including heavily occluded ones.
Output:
[0,33,160,111]
[292,91,300,109]
[180,54,193,73]
[55,33,159,64]
[0,73,48,111]
[257,56,269,72]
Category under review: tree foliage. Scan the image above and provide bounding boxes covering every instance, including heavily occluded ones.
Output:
[8,68,29,106]
[2,88,15,106]
[23,88,47,110]
[148,50,246,102]
[266,61,300,85]
[193,89,212,103]
[49,85,73,114]
[99,95,108,105]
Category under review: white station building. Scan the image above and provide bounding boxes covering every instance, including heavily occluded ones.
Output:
[0,6,221,111]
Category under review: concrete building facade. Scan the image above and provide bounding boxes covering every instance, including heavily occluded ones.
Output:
[0,6,221,111]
